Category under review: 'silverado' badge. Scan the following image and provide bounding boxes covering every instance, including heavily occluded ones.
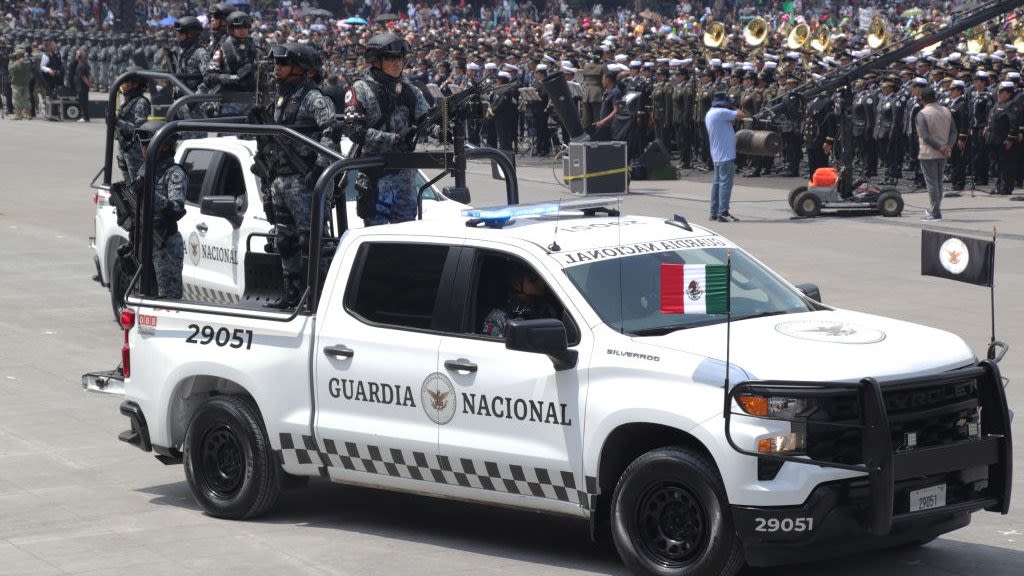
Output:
[421,372,456,425]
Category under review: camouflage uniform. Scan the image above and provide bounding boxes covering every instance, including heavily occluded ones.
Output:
[115,89,152,180]
[346,69,429,225]
[172,40,209,133]
[151,160,187,299]
[269,78,336,303]
[8,52,33,119]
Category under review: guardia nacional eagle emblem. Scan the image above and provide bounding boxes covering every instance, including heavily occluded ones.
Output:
[421,372,456,425]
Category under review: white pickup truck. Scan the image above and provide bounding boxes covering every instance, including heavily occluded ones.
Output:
[90,136,467,317]
[94,195,1013,576]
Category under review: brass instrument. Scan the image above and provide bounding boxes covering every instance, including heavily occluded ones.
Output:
[1013,22,1024,52]
[703,21,727,49]
[787,23,810,49]
[743,17,769,47]
[809,25,832,54]
[867,16,890,50]
[912,23,942,55]
[966,27,991,53]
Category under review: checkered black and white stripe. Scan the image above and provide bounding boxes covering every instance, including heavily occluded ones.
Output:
[183,283,239,305]
[278,433,598,508]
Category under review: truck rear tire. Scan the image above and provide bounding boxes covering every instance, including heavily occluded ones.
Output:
[610,447,743,576]
[183,395,282,520]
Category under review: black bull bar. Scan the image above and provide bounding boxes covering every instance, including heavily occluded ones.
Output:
[724,360,1012,535]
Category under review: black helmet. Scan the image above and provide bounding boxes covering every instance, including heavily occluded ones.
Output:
[365,32,409,62]
[173,16,203,35]
[271,42,314,69]
[209,2,233,19]
[227,11,251,29]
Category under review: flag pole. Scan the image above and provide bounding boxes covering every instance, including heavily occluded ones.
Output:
[723,250,733,415]
[990,227,997,346]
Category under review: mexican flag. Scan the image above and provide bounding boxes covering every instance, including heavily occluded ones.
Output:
[660,264,729,314]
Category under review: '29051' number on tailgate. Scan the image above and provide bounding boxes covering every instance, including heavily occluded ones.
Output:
[186,325,254,350]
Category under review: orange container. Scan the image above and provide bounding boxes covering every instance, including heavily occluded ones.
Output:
[811,167,838,187]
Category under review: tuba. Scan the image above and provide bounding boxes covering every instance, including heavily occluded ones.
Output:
[703,21,727,49]
[1013,23,1024,52]
[867,16,889,50]
[743,17,769,47]
[966,27,991,54]
[915,23,941,55]
[810,25,832,53]
[787,22,809,50]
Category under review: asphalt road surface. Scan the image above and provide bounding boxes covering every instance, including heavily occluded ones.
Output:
[0,120,1021,576]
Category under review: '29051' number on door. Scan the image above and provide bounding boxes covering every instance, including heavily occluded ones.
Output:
[185,325,254,350]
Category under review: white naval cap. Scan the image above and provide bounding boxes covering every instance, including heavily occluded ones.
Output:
[629,60,642,67]
[1008,71,1021,79]
[669,58,683,67]
[563,66,577,73]
[951,80,966,88]
[763,61,778,70]
[614,54,628,63]
[498,71,511,79]
[536,63,548,71]
[467,62,481,71]
[710,58,722,66]
[999,80,1016,90]
[912,76,928,85]
[485,62,497,70]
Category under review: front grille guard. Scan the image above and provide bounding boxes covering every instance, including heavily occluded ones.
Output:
[724,361,1012,534]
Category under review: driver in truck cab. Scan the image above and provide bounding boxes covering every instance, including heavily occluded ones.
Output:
[481,262,559,338]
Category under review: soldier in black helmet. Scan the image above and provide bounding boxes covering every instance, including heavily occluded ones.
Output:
[208,3,234,53]
[339,32,429,226]
[172,16,209,94]
[135,120,186,299]
[114,70,152,181]
[205,10,260,116]
[258,43,337,308]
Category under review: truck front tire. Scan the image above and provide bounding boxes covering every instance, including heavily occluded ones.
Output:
[611,447,743,576]
[183,395,282,519]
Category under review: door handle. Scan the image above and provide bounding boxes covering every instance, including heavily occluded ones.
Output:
[196,222,208,233]
[323,345,354,359]
[444,358,478,373]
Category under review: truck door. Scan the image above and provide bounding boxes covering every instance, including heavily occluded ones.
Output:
[179,148,248,304]
[313,239,461,488]
[436,247,591,514]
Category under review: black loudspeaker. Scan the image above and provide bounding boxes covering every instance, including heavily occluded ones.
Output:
[632,140,678,180]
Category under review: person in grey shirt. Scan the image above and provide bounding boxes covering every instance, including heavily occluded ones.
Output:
[916,87,957,221]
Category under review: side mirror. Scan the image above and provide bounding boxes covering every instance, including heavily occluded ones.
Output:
[200,195,243,229]
[505,319,578,371]
[442,185,471,205]
[795,282,821,303]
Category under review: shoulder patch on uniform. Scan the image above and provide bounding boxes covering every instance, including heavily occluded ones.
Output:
[169,170,185,184]
[345,89,357,106]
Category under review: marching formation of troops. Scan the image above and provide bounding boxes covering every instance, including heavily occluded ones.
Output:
[5,3,1024,195]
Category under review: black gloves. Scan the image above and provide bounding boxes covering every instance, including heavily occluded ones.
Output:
[340,107,367,145]
[395,126,418,152]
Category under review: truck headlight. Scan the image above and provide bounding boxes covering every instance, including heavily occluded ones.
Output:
[737,395,817,419]
[756,430,806,454]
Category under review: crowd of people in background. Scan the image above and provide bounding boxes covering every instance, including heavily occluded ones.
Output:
[5,0,1024,202]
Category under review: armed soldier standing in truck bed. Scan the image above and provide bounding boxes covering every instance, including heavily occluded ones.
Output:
[136,120,186,299]
[114,72,151,181]
[263,43,336,309]
[340,33,429,227]
[204,11,260,116]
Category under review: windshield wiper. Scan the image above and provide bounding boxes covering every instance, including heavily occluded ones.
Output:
[732,310,791,322]
[630,318,723,336]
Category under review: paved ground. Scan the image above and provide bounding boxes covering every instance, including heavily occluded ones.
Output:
[0,119,1021,576]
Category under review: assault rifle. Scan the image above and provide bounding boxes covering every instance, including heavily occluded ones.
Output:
[411,79,492,141]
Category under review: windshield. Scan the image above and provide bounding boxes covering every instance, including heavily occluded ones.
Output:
[563,247,816,336]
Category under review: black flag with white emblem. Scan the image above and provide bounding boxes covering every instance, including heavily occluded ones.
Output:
[921,230,994,287]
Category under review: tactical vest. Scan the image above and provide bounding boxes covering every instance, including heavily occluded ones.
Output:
[220,36,258,92]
